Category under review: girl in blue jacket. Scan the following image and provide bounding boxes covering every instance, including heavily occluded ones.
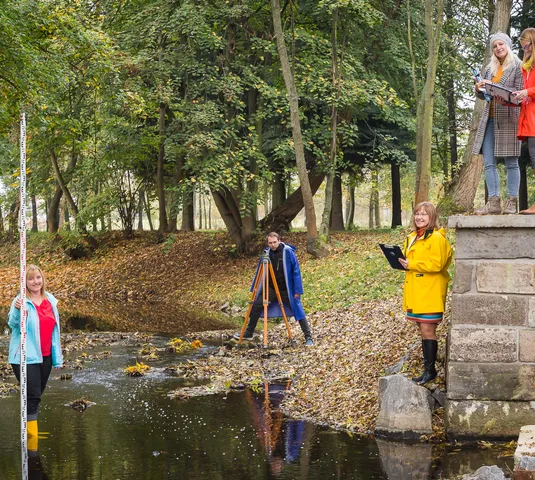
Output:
[8,264,63,450]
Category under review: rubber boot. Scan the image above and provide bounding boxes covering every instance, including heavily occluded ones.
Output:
[411,340,425,383]
[299,319,313,346]
[233,316,259,340]
[419,339,438,385]
[27,419,38,452]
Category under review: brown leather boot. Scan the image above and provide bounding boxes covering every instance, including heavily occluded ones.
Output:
[475,196,501,215]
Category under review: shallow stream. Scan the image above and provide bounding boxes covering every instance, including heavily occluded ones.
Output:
[0,302,514,479]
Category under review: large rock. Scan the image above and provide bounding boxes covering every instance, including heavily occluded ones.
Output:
[376,438,432,480]
[375,375,434,439]
[460,465,507,480]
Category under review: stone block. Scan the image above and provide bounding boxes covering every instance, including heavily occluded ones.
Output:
[520,331,535,362]
[454,228,535,260]
[446,400,535,438]
[515,425,535,470]
[451,293,527,326]
[375,375,434,438]
[453,262,474,294]
[447,363,535,401]
[449,327,517,363]
[477,263,535,294]
[528,298,535,328]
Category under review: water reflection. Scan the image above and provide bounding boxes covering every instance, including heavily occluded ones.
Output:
[245,382,315,478]
[29,451,49,480]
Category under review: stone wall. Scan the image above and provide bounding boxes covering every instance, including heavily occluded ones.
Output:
[446,216,535,439]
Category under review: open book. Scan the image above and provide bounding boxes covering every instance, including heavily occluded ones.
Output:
[484,82,522,105]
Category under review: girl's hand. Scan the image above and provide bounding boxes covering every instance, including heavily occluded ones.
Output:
[513,89,529,101]
[399,258,409,270]
[14,298,22,310]
[54,365,64,370]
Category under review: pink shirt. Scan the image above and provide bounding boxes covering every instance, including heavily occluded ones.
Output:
[36,298,56,357]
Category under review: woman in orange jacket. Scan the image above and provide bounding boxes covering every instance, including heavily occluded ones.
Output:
[398,202,452,385]
[515,28,535,213]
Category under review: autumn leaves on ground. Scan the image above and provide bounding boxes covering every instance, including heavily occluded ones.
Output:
[0,230,450,435]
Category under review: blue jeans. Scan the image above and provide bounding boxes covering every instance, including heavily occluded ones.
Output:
[481,119,520,197]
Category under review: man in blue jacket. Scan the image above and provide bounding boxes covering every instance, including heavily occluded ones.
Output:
[234,232,313,346]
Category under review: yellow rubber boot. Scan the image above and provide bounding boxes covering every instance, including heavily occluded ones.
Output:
[27,420,38,451]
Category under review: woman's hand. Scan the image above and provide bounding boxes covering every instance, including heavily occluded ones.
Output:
[475,79,490,92]
[14,298,22,310]
[399,258,409,270]
[513,89,529,101]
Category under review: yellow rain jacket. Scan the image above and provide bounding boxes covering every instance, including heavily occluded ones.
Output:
[402,228,452,314]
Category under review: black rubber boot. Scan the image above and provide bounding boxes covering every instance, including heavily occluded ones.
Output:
[418,339,438,385]
[233,316,260,340]
[411,340,425,383]
[299,319,313,346]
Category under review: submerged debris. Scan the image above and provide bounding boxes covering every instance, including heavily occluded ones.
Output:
[166,338,203,354]
[124,362,151,377]
[68,398,96,412]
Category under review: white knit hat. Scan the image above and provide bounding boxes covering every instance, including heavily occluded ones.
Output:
[489,32,512,50]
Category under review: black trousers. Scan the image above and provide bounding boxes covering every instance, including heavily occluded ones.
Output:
[248,288,291,325]
[12,356,52,420]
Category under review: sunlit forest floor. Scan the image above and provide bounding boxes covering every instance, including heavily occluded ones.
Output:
[0,229,454,437]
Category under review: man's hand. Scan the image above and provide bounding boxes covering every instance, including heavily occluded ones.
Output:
[294,293,300,299]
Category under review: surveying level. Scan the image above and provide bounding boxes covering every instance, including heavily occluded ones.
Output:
[237,252,293,348]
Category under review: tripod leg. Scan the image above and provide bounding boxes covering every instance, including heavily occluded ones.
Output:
[238,263,263,345]
[263,260,269,348]
[268,263,293,341]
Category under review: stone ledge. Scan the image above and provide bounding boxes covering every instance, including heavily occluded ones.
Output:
[449,215,535,229]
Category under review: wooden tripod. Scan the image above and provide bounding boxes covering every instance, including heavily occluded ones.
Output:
[237,252,294,348]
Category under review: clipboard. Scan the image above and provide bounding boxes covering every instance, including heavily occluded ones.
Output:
[379,244,406,270]
[484,82,522,105]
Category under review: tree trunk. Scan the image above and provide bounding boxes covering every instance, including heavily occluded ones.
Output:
[7,201,19,243]
[347,185,356,230]
[47,187,62,233]
[64,204,71,231]
[157,102,168,233]
[181,190,195,231]
[137,189,144,231]
[320,8,342,239]
[329,174,345,231]
[211,188,247,251]
[272,170,286,209]
[260,170,325,232]
[414,0,444,205]
[50,150,82,232]
[440,0,513,212]
[145,191,154,231]
[31,195,38,232]
[391,162,402,227]
[0,205,4,232]
[271,0,328,258]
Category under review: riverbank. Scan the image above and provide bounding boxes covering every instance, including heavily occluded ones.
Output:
[0,229,451,437]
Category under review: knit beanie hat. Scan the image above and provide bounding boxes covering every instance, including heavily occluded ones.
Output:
[489,32,512,50]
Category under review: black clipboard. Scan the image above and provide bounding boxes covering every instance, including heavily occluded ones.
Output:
[379,244,406,270]
[484,82,522,105]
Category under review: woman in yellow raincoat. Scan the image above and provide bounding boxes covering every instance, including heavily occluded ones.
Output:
[398,202,452,385]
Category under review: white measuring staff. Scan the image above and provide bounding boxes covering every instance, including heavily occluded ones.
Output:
[19,112,28,480]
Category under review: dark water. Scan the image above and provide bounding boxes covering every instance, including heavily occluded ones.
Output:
[0,304,514,480]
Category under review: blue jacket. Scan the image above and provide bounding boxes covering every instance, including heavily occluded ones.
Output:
[8,292,63,367]
[250,242,306,321]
